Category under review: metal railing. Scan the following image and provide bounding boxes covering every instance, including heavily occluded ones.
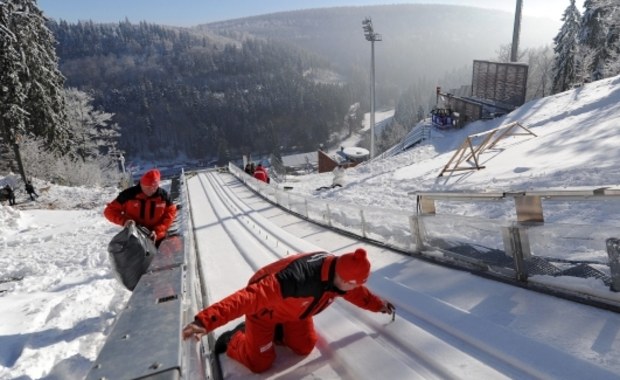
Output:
[231,162,620,311]
[378,123,431,160]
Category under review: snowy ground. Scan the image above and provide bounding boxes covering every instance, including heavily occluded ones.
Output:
[2,75,620,378]
[0,185,126,379]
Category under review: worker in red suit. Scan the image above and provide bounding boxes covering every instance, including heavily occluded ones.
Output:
[182,248,395,373]
[104,168,177,245]
[253,163,270,183]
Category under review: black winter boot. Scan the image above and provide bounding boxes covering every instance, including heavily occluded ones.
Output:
[274,323,284,345]
[214,322,246,355]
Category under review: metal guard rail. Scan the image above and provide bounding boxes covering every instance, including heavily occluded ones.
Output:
[229,162,620,312]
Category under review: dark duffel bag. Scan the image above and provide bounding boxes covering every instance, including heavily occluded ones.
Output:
[107,223,157,291]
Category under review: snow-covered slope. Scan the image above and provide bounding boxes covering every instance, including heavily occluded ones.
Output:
[285,75,620,224]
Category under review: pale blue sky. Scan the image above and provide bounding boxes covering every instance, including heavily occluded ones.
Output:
[38,0,580,26]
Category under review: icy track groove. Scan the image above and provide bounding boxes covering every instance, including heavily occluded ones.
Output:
[186,171,620,380]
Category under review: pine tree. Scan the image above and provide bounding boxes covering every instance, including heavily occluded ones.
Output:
[603,1,620,76]
[0,0,68,182]
[552,0,582,93]
[579,0,613,81]
[0,0,29,179]
[19,0,68,149]
[394,88,416,128]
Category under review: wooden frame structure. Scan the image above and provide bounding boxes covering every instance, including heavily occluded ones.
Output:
[438,121,537,177]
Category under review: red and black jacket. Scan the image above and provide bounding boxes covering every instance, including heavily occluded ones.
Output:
[104,184,177,241]
[194,252,384,332]
[253,167,269,183]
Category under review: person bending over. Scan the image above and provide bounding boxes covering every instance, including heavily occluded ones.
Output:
[182,248,395,373]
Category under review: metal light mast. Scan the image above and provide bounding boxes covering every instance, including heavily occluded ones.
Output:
[510,0,523,62]
[362,17,381,159]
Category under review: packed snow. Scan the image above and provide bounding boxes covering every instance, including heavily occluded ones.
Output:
[3,75,620,379]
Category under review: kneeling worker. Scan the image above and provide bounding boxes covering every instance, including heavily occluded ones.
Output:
[182,248,395,373]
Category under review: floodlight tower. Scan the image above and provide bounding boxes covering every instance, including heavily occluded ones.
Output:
[362,17,381,159]
[510,0,523,62]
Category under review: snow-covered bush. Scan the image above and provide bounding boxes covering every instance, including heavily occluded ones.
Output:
[18,136,123,187]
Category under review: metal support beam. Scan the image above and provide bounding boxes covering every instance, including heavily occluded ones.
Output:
[360,209,367,238]
[514,195,543,223]
[606,238,620,292]
[410,215,425,252]
[503,225,530,282]
[417,195,436,215]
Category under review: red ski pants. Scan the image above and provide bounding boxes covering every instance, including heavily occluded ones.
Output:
[226,316,318,373]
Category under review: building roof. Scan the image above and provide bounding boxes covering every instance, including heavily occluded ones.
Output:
[281,152,318,168]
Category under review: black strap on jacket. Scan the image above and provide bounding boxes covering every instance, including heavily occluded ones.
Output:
[299,258,343,319]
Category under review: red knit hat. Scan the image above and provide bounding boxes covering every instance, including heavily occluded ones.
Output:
[336,248,371,284]
[140,169,161,186]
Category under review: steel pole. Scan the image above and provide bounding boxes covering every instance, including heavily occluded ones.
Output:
[370,39,376,159]
[510,0,523,62]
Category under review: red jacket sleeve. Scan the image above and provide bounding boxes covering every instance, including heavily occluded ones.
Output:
[195,275,282,332]
[103,200,127,227]
[342,285,385,312]
[153,203,177,240]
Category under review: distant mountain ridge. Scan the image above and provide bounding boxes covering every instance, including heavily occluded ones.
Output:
[198,4,560,92]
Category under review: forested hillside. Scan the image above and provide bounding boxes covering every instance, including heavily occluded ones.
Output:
[50,20,361,162]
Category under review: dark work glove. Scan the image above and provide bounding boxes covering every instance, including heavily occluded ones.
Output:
[381,301,395,315]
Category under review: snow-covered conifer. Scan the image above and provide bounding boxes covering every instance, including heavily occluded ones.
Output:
[552,0,582,93]
[0,0,69,181]
[16,0,69,149]
[578,0,614,81]
[602,1,620,76]
[64,88,120,162]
